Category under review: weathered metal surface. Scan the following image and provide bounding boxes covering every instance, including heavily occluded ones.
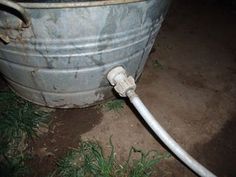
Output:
[0,0,170,108]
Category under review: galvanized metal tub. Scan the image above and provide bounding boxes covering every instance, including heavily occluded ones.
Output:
[0,0,170,108]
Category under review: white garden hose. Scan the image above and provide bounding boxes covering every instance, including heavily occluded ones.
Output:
[107,66,217,177]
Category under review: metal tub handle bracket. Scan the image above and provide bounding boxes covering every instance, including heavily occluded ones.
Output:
[0,0,30,27]
[0,0,30,43]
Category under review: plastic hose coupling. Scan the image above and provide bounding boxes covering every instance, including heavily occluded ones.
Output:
[107,66,136,97]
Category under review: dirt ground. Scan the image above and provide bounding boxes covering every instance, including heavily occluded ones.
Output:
[1,0,236,176]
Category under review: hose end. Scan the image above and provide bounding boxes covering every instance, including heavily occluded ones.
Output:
[107,66,136,97]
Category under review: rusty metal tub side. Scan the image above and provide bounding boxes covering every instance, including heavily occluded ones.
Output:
[0,0,170,108]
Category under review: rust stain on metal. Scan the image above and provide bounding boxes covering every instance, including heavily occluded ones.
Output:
[0,33,10,43]
[74,72,78,79]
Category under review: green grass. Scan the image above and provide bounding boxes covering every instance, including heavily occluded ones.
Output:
[57,139,116,177]
[154,60,164,70]
[0,91,50,177]
[55,139,171,177]
[125,148,170,177]
[104,99,125,112]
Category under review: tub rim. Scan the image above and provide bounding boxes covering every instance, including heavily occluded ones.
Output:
[18,0,145,9]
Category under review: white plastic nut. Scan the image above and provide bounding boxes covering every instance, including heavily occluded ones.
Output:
[107,66,136,97]
[107,66,126,86]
